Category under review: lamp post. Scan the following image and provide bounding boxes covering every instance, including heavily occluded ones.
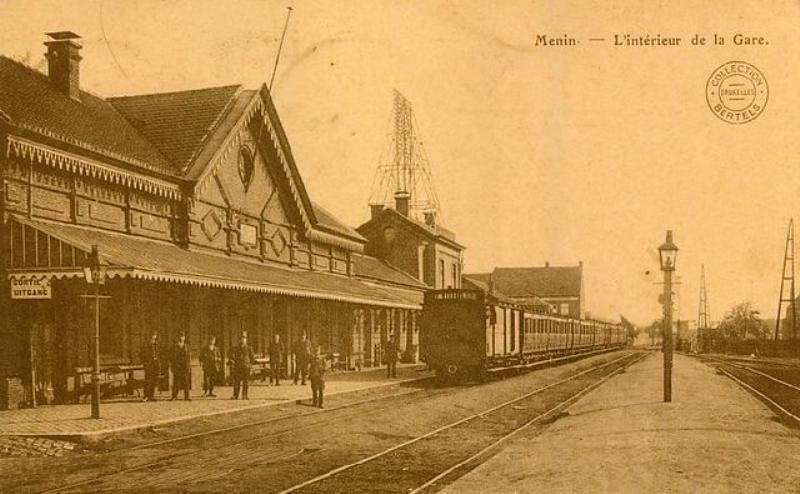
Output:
[81,245,107,419]
[658,231,679,403]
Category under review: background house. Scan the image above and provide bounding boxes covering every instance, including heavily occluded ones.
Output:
[357,193,465,290]
[465,262,585,318]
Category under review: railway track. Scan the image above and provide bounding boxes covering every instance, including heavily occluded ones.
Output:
[280,351,646,494]
[33,350,641,494]
[41,380,443,493]
[697,355,800,426]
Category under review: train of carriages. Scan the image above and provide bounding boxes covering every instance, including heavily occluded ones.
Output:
[421,289,628,382]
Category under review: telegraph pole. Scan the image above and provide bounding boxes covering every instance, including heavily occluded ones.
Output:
[774,219,796,341]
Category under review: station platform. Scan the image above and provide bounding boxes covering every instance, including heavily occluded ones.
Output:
[0,363,428,440]
[445,352,800,493]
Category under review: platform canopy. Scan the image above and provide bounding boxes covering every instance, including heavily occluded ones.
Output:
[4,216,422,309]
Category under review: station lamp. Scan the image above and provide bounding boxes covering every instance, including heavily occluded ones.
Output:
[658,230,679,272]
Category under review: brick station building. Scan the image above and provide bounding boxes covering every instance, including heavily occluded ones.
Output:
[0,32,425,406]
[358,195,465,291]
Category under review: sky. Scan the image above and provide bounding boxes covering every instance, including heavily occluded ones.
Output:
[1,0,799,325]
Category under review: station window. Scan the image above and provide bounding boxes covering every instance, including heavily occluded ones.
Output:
[560,303,570,316]
[439,259,445,288]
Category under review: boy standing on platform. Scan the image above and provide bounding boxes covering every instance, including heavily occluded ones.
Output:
[309,346,325,408]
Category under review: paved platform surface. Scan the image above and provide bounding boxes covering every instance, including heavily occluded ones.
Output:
[0,364,428,439]
[445,352,800,493]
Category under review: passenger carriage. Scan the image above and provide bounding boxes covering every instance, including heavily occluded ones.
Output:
[421,289,627,382]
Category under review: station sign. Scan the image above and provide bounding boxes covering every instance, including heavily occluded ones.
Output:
[10,275,52,299]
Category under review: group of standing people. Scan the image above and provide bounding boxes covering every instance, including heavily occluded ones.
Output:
[139,331,401,407]
[140,330,327,407]
[141,331,222,402]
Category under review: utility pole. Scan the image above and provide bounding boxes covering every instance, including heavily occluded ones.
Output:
[774,219,796,341]
[268,6,293,91]
[698,264,710,352]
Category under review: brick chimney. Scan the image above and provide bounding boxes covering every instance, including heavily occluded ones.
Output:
[394,191,410,217]
[44,31,82,101]
[369,204,384,219]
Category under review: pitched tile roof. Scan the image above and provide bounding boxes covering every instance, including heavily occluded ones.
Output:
[353,254,427,289]
[312,202,366,242]
[0,56,171,173]
[467,265,582,298]
[107,85,241,173]
[0,57,366,250]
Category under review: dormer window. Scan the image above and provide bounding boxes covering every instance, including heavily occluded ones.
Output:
[238,146,255,191]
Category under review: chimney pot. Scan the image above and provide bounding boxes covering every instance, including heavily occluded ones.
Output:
[394,191,410,217]
[44,31,82,101]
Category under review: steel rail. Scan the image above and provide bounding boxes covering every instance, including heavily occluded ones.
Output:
[411,351,649,493]
[43,381,435,494]
[277,351,641,494]
[700,356,800,392]
[718,367,800,424]
[45,350,633,494]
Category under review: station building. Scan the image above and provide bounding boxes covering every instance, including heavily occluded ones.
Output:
[0,32,426,406]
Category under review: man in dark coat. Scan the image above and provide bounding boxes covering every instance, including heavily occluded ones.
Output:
[170,333,191,401]
[141,331,161,402]
[199,336,222,397]
[229,332,255,400]
[309,346,325,408]
[384,334,398,378]
[268,333,285,386]
[292,333,311,385]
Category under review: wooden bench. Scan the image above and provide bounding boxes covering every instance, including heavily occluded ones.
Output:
[251,357,270,382]
[73,365,144,403]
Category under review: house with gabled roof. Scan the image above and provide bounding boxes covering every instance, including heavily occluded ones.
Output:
[465,262,585,318]
[357,194,465,291]
[0,32,425,406]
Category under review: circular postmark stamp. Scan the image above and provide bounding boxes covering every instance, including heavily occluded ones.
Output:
[706,61,768,124]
